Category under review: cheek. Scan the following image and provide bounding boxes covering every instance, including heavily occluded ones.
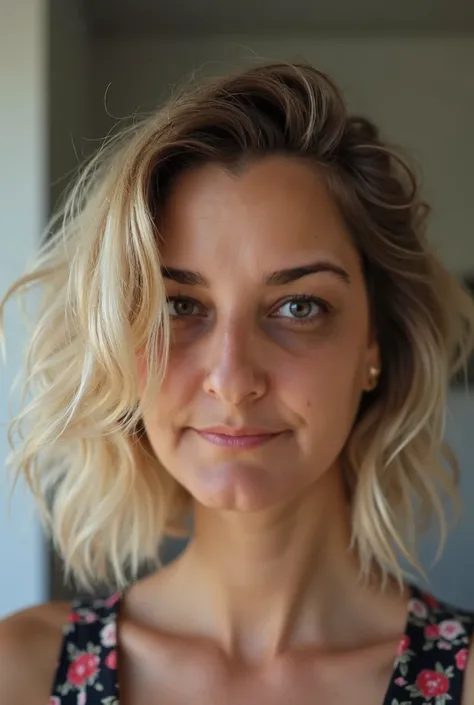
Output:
[157,347,202,408]
[279,333,366,400]
[277,336,367,445]
[140,351,200,450]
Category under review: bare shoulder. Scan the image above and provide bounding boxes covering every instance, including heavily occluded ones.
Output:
[464,638,474,705]
[0,601,70,705]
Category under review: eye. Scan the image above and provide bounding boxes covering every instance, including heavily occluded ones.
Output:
[166,296,203,318]
[271,295,331,323]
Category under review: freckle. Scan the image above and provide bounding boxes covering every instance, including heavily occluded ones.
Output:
[306,399,311,408]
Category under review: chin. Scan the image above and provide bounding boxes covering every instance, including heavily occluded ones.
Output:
[186,460,288,512]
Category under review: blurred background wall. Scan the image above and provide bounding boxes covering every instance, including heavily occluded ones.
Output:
[1,0,473,616]
[0,0,49,618]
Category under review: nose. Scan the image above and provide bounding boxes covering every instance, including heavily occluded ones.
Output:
[203,318,268,405]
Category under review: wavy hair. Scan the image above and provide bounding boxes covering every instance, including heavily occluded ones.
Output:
[1,62,474,592]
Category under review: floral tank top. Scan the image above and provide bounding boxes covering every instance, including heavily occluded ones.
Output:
[49,585,474,705]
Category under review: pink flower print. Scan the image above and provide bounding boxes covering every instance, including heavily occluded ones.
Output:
[397,635,411,655]
[50,698,61,705]
[394,676,407,686]
[77,692,86,705]
[100,621,117,647]
[438,641,453,650]
[456,648,468,671]
[409,598,428,619]
[85,612,97,624]
[105,649,117,669]
[439,619,464,641]
[424,624,440,640]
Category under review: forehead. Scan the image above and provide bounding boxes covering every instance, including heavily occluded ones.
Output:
[159,156,361,278]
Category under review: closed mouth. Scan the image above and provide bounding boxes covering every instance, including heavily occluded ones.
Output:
[195,426,283,437]
[192,428,285,448]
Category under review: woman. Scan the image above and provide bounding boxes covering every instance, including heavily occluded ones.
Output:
[1,62,474,705]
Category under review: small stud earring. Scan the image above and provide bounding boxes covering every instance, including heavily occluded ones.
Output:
[368,366,380,389]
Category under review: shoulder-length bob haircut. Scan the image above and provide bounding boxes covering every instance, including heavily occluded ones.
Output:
[2,62,474,592]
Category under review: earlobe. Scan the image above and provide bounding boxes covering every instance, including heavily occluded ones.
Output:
[367,366,380,390]
[364,339,381,391]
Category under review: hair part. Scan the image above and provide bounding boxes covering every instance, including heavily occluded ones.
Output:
[1,62,474,592]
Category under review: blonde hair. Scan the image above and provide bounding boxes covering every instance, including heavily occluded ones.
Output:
[1,62,473,592]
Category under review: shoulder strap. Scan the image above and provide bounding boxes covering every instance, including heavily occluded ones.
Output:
[50,592,121,704]
[385,585,474,704]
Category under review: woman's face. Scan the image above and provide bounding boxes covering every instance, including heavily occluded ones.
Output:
[140,156,379,511]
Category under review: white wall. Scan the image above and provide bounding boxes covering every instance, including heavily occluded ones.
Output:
[91,34,474,607]
[0,0,49,617]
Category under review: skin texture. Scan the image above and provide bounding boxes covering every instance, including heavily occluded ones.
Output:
[140,156,379,513]
[1,156,473,705]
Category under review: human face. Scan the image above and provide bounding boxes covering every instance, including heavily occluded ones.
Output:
[140,156,379,512]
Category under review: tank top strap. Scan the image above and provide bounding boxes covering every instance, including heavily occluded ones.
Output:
[50,592,121,704]
[384,584,474,704]
[49,584,474,704]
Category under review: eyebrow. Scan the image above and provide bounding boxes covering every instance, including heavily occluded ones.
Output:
[161,261,351,287]
[264,261,351,286]
[161,267,206,286]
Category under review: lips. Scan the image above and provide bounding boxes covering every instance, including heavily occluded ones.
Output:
[192,426,284,449]
[197,426,281,437]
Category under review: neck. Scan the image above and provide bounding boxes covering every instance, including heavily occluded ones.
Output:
[174,464,393,662]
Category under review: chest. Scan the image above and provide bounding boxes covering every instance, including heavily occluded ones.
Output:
[118,645,397,705]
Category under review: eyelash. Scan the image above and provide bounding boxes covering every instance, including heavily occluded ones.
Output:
[166,294,333,326]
